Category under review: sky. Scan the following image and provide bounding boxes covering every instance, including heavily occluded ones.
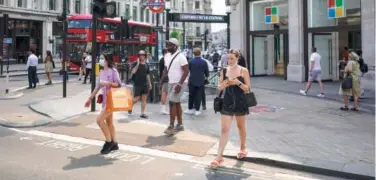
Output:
[211,0,227,32]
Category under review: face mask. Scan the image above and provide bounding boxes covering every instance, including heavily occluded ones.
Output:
[99,58,105,66]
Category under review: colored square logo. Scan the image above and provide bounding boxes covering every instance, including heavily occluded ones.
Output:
[335,0,343,7]
[328,8,335,18]
[271,7,278,15]
[328,0,335,8]
[265,15,271,23]
[265,7,271,15]
[271,15,278,23]
[336,7,344,17]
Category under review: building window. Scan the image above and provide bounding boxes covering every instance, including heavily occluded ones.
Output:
[116,2,120,16]
[0,0,4,5]
[172,0,177,9]
[18,0,26,8]
[196,26,201,36]
[146,9,150,23]
[132,6,138,21]
[75,0,81,14]
[162,12,165,24]
[49,0,56,10]
[152,14,155,24]
[125,4,130,19]
[195,1,200,9]
[140,8,145,22]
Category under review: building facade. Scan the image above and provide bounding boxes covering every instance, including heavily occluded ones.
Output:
[229,0,375,85]
[183,0,212,49]
[0,0,63,63]
[210,29,227,50]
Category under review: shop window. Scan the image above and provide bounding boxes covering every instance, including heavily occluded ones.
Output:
[250,0,288,31]
[308,0,361,28]
[196,27,201,36]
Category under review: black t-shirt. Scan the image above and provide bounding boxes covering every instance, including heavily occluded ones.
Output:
[159,57,168,82]
[132,62,149,86]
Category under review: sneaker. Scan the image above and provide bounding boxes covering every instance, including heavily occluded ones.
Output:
[299,90,307,96]
[202,106,207,111]
[100,141,114,154]
[164,125,175,134]
[174,124,184,132]
[110,141,119,151]
[317,93,325,98]
[194,111,202,116]
[161,106,169,115]
[184,109,194,115]
[128,110,132,115]
[140,114,148,119]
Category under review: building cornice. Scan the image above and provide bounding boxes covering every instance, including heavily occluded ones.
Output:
[0,6,60,17]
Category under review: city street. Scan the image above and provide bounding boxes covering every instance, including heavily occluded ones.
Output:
[0,75,374,179]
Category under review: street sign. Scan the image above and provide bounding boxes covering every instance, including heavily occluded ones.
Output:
[153,26,164,31]
[147,0,165,13]
[169,13,228,23]
[3,38,12,44]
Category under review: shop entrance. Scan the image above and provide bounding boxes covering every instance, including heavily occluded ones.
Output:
[311,33,335,81]
[251,33,289,79]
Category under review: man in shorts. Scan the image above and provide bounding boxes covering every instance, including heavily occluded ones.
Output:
[131,50,152,118]
[159,38,189,134]
[300,47,325,97]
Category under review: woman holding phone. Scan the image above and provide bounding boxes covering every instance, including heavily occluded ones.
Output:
[211,49,251,168]
[85,54,122,154]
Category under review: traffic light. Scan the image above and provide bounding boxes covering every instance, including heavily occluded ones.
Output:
[93,0,117,18]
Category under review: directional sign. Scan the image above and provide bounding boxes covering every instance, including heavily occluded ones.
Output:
[3,38,12,44]
[169,13,228,23]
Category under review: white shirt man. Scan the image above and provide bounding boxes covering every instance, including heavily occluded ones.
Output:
[164,51,188,85]
[26,53,38,68]
[300,47,324,97]
[26,50,39,88]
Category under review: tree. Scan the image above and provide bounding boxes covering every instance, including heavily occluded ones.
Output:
[170,29,180,40]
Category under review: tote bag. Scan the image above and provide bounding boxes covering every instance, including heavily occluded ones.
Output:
[105,88,133,113]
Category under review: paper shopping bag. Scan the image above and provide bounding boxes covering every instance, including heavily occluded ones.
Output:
[105,88,133,112]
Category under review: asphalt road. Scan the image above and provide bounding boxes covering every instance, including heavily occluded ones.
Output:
[0,126,346,180]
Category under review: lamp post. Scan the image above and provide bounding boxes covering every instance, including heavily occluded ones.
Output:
[226,5,231,50]
[165,0,171,41]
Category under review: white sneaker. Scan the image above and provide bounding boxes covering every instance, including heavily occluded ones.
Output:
[317,93,325,98]
[161,106,169,115]
[300,90,307,96]
[194,111,202,116]
[184,109,194,115]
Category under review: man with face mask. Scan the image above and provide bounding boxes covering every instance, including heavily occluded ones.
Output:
[130,50,152,118]
[159,38,189,135]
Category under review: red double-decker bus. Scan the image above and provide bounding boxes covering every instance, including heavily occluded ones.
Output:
[67,14,156,71]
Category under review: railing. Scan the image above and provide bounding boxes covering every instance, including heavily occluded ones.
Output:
[206,66,222,88]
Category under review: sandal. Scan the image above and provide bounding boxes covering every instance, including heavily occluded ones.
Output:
[351,107,359,111]
[210,159,224,168]
[340,106,349,111]
[237,151,248,160]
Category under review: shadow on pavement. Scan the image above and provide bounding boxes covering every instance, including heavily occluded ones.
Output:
[62,155,115,171]
[142,135,177,149]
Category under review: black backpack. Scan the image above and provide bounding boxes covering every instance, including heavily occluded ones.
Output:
[359,58,368,73]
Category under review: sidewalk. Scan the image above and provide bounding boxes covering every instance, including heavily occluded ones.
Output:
[250,76,375,112]
[28,86,375,178]
[0,60,64,77]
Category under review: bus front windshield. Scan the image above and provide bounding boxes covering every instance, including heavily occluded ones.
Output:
[68,20,92,28]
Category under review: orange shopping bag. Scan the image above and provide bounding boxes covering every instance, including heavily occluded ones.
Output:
[105,88,133,112]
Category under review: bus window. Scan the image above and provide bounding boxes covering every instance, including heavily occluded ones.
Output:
[133,26,152,34]
[68,20,91,28]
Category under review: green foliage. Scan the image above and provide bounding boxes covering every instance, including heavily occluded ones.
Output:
[170,30,180,40]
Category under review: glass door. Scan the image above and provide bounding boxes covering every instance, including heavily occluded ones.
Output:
[312,33,333,80]
[252,35,268,75]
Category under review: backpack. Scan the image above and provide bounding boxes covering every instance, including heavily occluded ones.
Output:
[359,58,368,73]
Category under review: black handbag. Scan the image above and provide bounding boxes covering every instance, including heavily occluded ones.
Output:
[341,74,353,90]
[213,68,227,113]
[245,91,257,107]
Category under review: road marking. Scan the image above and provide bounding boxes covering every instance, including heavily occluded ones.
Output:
[35,139,90,152]
[9,128,332,180]
[103,151,156,165]
[20,136,32,140]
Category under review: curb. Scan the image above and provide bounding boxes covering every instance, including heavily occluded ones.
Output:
[0,71,77,78]
[0,117,50,128]
[0,92,24,100]
[223,155,375,180]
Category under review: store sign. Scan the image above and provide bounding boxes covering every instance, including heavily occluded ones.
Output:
[328,0,345,19]
[147,0,165,13]
[265,6,279,24]
[169,13,228,23]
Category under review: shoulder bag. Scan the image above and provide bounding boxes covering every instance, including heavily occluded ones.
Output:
[213,68,227,113]
[240,68,257,107]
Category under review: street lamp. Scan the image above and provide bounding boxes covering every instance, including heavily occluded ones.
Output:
[226,4,231,49]
[165,0,171,41]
